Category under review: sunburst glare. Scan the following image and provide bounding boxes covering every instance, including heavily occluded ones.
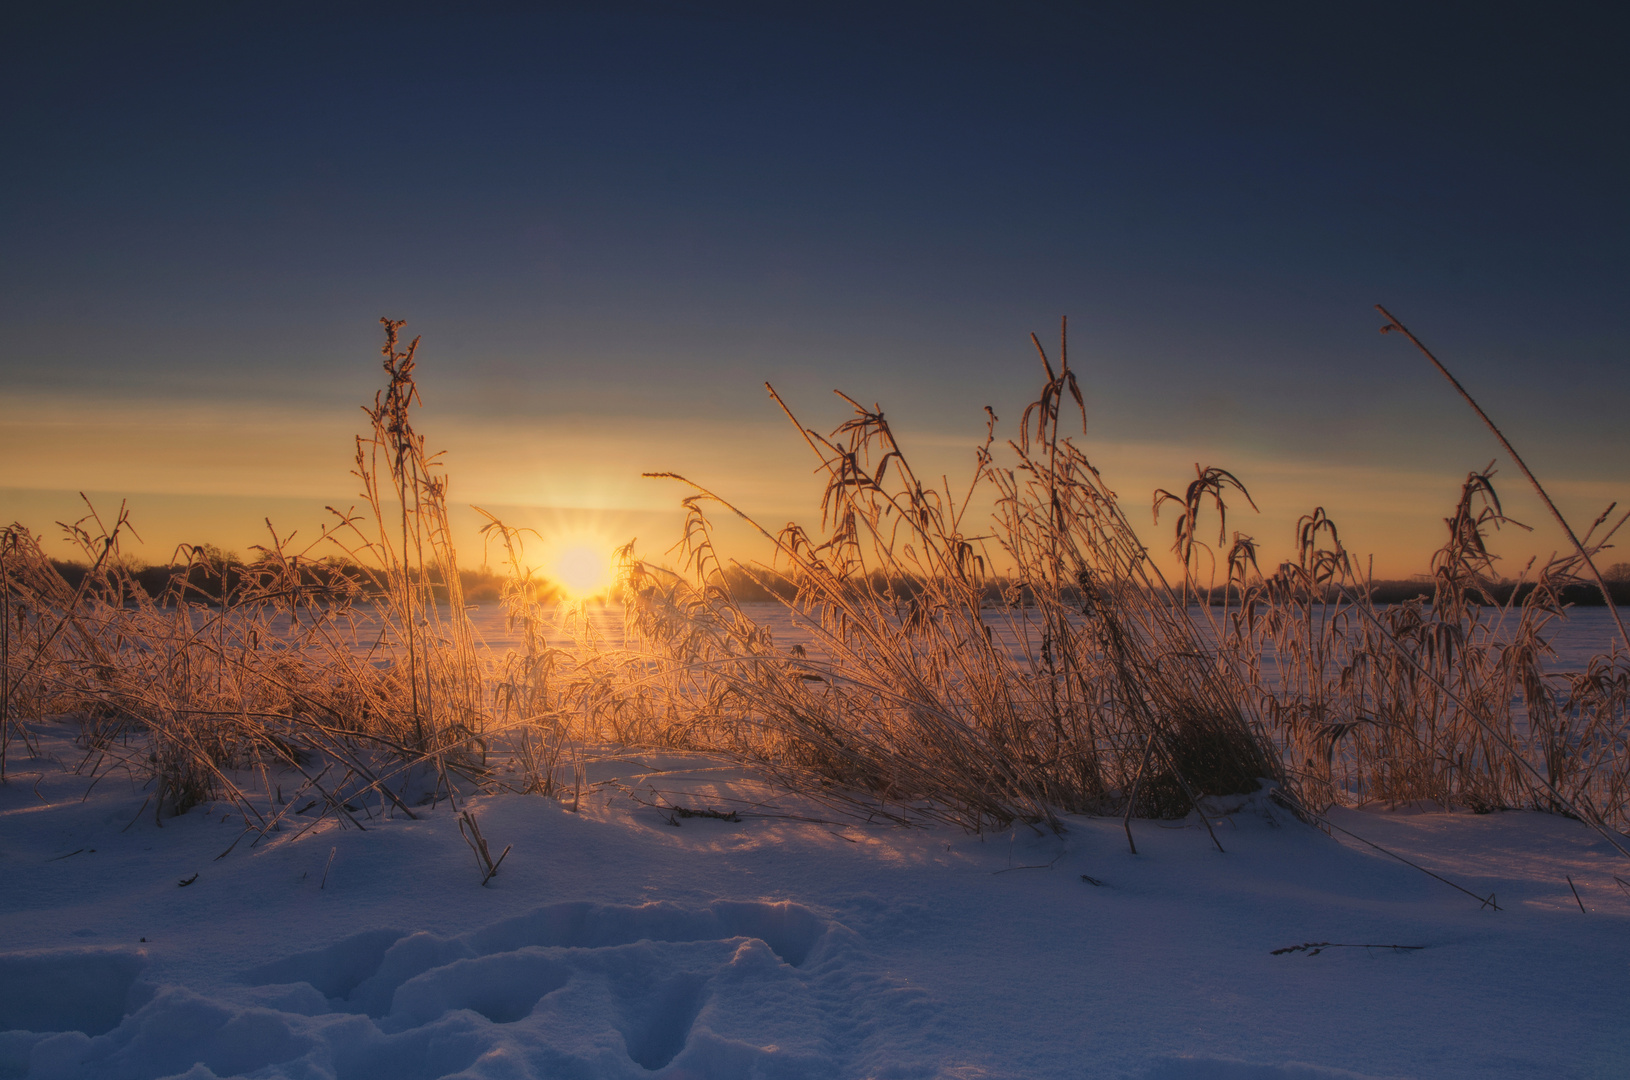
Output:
[553,542,612,598]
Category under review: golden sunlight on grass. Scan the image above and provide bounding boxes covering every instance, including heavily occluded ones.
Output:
[6,316,1629,850]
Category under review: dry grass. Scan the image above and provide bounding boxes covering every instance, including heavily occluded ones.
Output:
[3,315,1628,852]
[592,325,1281,833]
[0,320,492,835]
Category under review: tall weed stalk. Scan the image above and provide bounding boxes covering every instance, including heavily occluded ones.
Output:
[4,315,1626,848]
[0,320,489,833]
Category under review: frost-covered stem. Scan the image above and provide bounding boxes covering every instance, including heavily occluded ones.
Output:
[1376,305,1629,655]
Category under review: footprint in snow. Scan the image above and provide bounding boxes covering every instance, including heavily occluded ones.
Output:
[0,899,931,1080]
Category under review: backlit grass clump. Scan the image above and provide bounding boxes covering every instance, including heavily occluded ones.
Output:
[3,316,1627,855]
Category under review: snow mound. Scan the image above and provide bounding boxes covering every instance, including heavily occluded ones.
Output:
[0,948,151,1037]
[1141,1058,1408,1080]
[2,899,938,1080]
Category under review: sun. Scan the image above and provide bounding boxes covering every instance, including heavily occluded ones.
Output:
[552,542,613,599]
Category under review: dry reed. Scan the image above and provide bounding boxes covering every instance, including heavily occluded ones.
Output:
[0,320,492,840]
[2,315,1627,854]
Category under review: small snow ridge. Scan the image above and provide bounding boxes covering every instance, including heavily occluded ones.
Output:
[712,900,824,967]
[242,928,404,1002]
[1141,1056,1409,1080]
[385,949,570,1028]
[0,947,148,1036]
[466,898,825,967]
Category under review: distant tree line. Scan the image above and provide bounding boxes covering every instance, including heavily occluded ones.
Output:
[37,556,1630,610]
[43,547,514,608]
[699,564,1630,608]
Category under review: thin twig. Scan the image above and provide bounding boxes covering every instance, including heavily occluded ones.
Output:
[1272,789,1499,910]
[1376,305,1630,655]
[1271,941,1425,956]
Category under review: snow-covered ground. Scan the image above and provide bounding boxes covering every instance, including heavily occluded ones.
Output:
[461,602,1629,675]
[3,720,1627,1080]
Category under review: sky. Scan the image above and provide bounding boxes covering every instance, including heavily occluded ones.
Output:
[3,2,1628,581]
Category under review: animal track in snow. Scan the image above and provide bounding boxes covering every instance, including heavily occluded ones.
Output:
[0,948,150,1038]
[241,898,827,1022]
[620,971,708,1071]
[1,900,934,1080]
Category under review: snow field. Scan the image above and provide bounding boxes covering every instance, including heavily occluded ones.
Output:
[3,723,1628,1079]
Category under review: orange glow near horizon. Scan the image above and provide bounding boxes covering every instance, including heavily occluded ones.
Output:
[2,391,1623,584]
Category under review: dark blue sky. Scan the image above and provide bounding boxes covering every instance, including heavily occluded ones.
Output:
[3,3,1627,570]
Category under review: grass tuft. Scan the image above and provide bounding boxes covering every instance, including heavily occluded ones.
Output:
[2,313,1627,857]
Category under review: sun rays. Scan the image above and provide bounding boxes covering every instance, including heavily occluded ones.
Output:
[551,540,614,599]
